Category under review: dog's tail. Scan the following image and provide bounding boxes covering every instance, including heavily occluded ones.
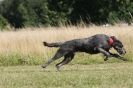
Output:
[43,42,63,47]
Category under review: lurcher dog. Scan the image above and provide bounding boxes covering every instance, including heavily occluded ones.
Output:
[42,34,127,70]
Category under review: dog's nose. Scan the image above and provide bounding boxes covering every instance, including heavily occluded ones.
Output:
[122,48,126,55]
[124,50,126,54]
[124,51,126,54]
[123,48,126,53]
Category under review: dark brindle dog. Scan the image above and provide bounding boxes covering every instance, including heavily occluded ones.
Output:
[42,34,127,70]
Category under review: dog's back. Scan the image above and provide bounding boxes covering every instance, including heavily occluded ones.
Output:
[69,34,110,53]
[44,34,110,53]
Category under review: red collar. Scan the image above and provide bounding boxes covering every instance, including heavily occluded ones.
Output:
[108,37,114,46]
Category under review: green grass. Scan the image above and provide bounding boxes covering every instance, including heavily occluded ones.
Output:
[0,51,132,88]
[0,52,132,66]
[0,53,44,66]
[0,63,133,88]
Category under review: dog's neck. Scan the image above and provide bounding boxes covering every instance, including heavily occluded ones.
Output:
[108,37,114,46]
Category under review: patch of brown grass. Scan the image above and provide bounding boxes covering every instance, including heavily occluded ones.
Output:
[0,25,132,55]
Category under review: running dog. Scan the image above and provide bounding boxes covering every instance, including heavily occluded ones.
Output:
[42,34,127,70]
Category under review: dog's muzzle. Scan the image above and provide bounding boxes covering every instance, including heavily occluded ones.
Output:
[116,47,126,55]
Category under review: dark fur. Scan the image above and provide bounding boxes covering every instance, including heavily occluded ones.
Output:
[42,34,127,70]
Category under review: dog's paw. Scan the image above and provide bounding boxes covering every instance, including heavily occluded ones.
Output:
[41,65,47,68]
[56,65,61,71]
[122,58,128,61]
[104,58,108,61]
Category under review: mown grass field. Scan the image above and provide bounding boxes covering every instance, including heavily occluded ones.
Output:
[0,25,133,88]
[0,63,133,88]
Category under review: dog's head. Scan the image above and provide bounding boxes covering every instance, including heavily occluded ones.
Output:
[111,37,126,55]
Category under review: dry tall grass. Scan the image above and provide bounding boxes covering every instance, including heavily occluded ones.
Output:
[0,25,133,55]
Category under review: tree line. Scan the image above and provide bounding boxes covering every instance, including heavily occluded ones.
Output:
[0,0,133,29]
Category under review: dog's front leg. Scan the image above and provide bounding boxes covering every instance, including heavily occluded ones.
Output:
[96,47,110,61]
[109,53,128,61]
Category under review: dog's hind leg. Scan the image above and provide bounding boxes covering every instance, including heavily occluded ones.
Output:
[55,53,75,70]
[41,49,68,68]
